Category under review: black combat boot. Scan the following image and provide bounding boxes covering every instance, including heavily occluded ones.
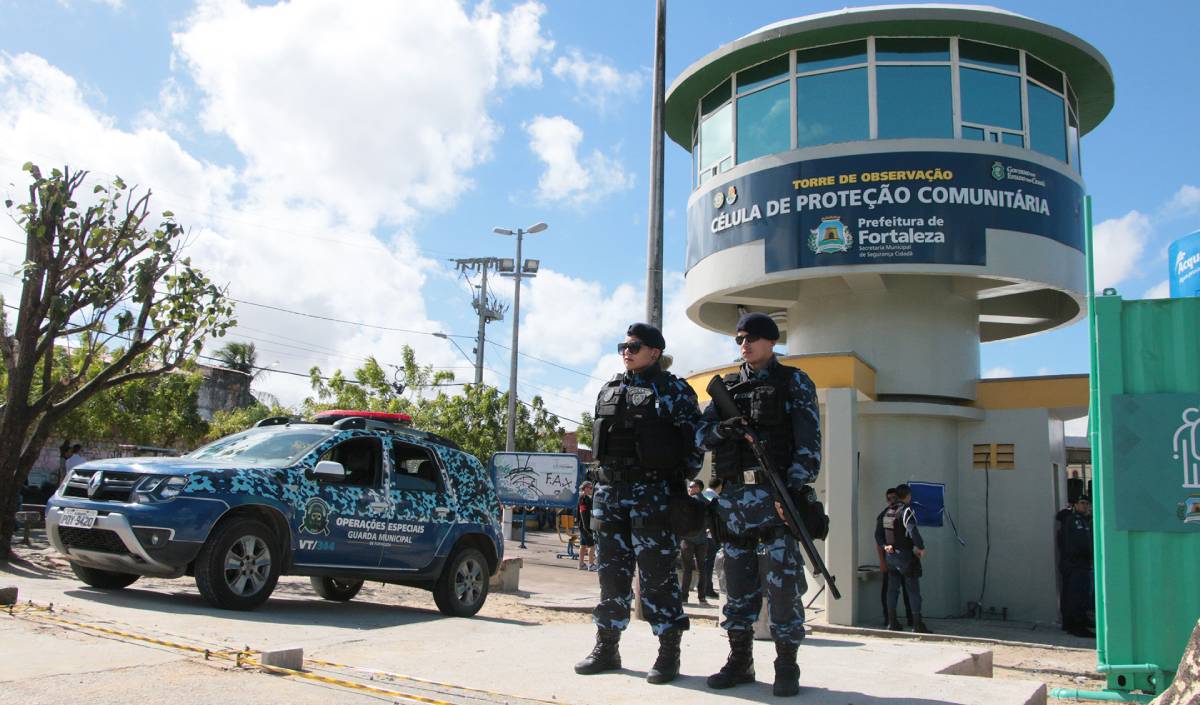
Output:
[646,629,683,684]
[574,628,621,674]
[912,614,933,634]
[707,629,755,689]
[886,608,903,631]
[772,640,800,697]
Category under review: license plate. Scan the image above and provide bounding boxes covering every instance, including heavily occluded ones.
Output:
[60,508,98,529]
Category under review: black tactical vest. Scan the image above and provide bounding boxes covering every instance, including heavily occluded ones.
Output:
[882,501,913,551]
[592,370,687,473]
[712,364,794,479]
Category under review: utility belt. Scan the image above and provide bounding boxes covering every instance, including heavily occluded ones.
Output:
[721,524,790,549]
[588,463,680,485]
[590,514,670,533]
[718,468,768,486]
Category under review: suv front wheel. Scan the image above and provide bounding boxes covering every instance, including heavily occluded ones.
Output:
[195,517,281,610]
[433,546,489,617]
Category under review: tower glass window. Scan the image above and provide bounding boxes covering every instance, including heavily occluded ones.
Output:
[877,65,953,138]
[690,35,1084,187]
[796,68,868,148]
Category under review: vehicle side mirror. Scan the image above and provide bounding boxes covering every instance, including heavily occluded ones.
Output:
[314,460,347,482]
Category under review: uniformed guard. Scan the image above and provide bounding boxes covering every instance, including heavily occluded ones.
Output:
[1058,495,1094,638]
[874,483,932,634]
[574,322,704,684]
[698,312,820,697]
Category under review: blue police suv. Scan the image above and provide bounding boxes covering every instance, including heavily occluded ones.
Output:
[45,410,503,614]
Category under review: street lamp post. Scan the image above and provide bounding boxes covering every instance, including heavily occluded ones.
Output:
[493,222,547,453]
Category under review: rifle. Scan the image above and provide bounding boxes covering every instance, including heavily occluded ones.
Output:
[706,375,841,600]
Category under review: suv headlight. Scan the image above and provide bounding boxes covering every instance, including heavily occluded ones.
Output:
[134,476,189,503]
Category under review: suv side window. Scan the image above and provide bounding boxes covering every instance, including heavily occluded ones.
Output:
[390,440,444,492]
[318,436,382,487]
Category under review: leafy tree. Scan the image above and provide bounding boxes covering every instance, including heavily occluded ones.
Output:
[303,346,565,463]
[203,403,293,443]
[213,341,258,376]
[0,164,234,556]
[302,347,451,415]
[576,411,594,449]
[54,362,209,450]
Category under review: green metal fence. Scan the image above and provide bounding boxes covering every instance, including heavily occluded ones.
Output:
[1083,199,1200,699]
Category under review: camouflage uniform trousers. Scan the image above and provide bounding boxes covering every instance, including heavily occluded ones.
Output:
[715,483,808,645]
[591,479,689,636]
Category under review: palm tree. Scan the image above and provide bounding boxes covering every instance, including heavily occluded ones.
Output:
[214,342,258,377]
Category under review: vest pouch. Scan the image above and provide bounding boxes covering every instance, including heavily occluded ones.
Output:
[635,419,686,470]
[794,485,830,541]
[750,385,782,425]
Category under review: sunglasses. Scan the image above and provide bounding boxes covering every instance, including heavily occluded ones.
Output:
[617,341,644,354]
[734,334,761,346]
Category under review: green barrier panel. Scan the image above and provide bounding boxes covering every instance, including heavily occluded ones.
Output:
[1089,200,1200,695]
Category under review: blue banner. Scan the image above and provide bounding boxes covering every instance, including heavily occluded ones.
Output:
[1169,230,1200,298]
[686,151,1085,273]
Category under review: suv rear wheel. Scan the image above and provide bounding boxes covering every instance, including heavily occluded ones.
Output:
[311,576,364,601]
[433,546,489,617]
[70,562,140,589]
[195,517,280,610]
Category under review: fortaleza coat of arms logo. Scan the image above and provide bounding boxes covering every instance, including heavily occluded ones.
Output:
[809,216,853,254]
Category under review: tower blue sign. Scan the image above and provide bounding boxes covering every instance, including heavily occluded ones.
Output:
[687,151,1085,273]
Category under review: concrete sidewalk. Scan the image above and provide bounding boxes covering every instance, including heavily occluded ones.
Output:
[1,529,1050,705]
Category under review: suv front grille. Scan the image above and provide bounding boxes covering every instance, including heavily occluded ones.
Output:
[61,469,141,502]
[59,527,129,555]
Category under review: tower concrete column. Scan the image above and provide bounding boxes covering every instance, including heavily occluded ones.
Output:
[823,387,859,625]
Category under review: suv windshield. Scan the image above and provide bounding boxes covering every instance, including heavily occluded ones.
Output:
[187,427,334,467]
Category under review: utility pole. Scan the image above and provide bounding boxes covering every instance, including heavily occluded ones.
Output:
[644,0,666,328]
[452,257,507,385]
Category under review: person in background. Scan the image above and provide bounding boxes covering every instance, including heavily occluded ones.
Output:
[876,484,931,634]
[1058,495,1095,638]
[679,479,711,604]
[875,487,912,628]
[65,444,86,474]
[577,481,596,571]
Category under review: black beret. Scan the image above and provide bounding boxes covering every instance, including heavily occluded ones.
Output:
[736,312,780,340]
[626,322,666,350]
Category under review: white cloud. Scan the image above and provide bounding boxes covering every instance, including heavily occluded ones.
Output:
[552,49,644,110]
[525,115,632,206]
[1162,184,1200,220]
[982,367,1014,379]
[496,1,555,87]
[0,0,558,409]
[1142,279,1171,299]
[134,76,189,133]
[1093,210,1153,291]
[512,268,732,423]
[173,0,551,228]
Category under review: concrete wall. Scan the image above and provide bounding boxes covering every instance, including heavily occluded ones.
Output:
[956,407,1063,624]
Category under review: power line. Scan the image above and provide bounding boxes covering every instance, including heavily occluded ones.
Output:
[229,297,475,339]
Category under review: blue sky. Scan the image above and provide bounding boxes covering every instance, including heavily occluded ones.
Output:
[0,0,1197,431]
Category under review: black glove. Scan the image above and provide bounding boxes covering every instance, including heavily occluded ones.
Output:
[716,416,748,440]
